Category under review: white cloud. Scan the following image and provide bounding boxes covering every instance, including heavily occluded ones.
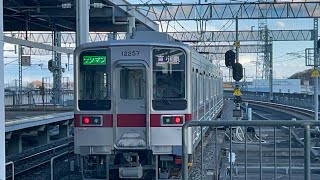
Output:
[276,21,285,28]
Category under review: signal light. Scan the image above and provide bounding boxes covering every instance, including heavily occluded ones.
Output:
[175,116,181,124]
[225,50,235,67]
[83,117,90,124]
[232,63,243,81]
[48,59,54,72]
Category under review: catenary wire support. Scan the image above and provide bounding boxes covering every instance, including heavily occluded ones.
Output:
[18,45,23,106]
[127,6,136,39]
[313,18,319,129]
[53,31,62,106]
[76,0,90,46]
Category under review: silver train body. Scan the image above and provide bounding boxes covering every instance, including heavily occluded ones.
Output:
[74,32,223,179]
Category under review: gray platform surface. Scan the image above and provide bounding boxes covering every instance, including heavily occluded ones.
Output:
[5,111,64,122]
[5,110,74,132]
[221,99,236,121]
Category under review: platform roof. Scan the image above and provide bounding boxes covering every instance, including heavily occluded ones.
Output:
[3,0,158,32]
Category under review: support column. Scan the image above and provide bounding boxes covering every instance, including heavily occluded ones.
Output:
[269,43,273,101]
[235,16,239,65]
[126,7,135,39]
[76,0,90,46]
[18,45,23,105]
[38,129,50,145]
[0,0,5,178]
[234,16,241,114]
[7,134,23,155]
[59,125,69,138]
[314,18,319,126]
[53,31,62,106]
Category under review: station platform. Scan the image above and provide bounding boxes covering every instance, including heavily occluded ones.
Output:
[4,108,74,155]
[5,109,74,133]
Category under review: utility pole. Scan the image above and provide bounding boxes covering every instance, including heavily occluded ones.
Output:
[0,0,5,178]
[233,16,243,116]
[269,41,273,101]
[76,0,90,46]
[313,18,319,127]
[53,31,62,106]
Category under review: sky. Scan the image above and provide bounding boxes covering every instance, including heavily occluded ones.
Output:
[3,0,319,86]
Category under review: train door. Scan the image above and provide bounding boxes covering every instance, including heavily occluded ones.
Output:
[113,61,150,149]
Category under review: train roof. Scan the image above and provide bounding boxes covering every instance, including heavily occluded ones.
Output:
[75,31,188,49]
[75,31,221,73]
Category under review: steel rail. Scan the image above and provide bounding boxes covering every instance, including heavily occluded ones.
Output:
[5,140,73,179]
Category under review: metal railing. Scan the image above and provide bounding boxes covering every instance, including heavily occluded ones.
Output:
[182,120,320,180]
[224,91,315,111]
[4,92,74,107]
[6,161,14,180]
[5,139,73,179]
[51,151,71,180]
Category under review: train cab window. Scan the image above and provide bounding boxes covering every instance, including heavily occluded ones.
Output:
[78,49,111,110]
[120,69,144,99]
[152,48,187,110]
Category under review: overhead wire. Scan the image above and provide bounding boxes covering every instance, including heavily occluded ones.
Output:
[206,0,250,47]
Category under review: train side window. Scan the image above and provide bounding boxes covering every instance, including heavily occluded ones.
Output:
[206,76,209,101]
[199,73,203,105]
[214,78,216,97]
[192,70,197,112]
[211,77,213,99]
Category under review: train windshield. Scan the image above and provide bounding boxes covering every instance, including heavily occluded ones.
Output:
[78,49,111,110]
[152,48,187,110]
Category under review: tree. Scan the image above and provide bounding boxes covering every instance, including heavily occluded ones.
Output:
[28,80,42,88]
[288,69,313,86]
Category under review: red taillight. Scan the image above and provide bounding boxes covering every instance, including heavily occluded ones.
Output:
[174,116,181,124]
[83,117,90,124]
[161,115,184,126]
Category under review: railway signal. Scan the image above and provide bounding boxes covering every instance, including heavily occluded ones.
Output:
[225,50,235,67]
[48,59,54,72]
[232,63,243,81]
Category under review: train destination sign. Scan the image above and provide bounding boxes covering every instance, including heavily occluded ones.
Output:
[83,56,106,65]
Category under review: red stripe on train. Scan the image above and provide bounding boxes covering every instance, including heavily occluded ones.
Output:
[117,114,146,127]
[74,114,191,127]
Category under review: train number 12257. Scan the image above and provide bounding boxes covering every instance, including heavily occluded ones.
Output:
[121,51,140,56]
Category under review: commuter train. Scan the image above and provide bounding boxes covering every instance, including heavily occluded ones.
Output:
[73,31,224,179]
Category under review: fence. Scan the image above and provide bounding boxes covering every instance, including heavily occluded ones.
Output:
[182,120,320,180]
[4,92,74,107]
[224,91,315,110]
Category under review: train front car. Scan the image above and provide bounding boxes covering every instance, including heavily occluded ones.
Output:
[74,32,223,179]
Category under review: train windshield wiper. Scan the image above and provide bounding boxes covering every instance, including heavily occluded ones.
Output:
[157,91,171,105]
[163,97,171,105]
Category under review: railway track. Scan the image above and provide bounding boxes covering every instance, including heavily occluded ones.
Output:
[244,100,320,159]
[7,100,317,179]
[244,100,314,120]
[6,138,74,180]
